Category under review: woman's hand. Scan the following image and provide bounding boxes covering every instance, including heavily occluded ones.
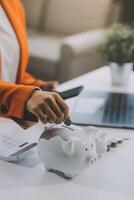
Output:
[40,81,58,91]
[26,90,69,124]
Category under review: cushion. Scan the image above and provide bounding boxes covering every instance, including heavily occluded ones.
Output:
[27,29,65,60]
[44,0,114,34]
[27,29,66,80]
[21,0,47,29]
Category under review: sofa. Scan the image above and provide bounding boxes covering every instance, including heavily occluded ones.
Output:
[21,0,122,82]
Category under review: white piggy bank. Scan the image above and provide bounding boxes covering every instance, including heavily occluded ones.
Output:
[38,125,107,178]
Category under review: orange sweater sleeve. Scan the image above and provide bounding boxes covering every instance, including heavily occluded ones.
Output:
[20,72,45,88]
[0,80,37,119]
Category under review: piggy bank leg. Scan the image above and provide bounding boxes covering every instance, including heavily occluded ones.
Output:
[46,167,77,179]
[63,172,78,179]
[46,167,53,172]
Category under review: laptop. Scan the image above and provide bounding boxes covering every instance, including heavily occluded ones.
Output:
[70,90,134,129]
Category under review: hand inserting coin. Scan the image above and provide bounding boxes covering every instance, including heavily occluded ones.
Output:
[26,90,71,125]
[55,117,72,126]
[63,118,72,126]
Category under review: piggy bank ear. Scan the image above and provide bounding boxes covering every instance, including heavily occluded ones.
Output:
[61,138,78,156]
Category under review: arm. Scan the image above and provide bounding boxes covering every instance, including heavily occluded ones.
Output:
[0,80,70,129]
[0,80,39,128]
[21,72,58,91]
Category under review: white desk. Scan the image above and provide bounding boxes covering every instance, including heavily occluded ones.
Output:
[0,66,134,200]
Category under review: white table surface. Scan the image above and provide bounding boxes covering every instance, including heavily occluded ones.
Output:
[0,66,134,200]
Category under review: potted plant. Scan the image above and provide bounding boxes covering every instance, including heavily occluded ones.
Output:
[98,24,134,86]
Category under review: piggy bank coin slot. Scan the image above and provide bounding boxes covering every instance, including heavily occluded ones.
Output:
[61,125,74,131]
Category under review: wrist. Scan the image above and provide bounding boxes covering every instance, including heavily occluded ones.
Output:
[25,88,41,114]
[28,88,41,100]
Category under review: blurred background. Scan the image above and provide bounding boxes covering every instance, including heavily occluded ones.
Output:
[21,0,134,83]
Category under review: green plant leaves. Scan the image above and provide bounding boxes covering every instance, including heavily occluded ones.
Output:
[98,24,134,64]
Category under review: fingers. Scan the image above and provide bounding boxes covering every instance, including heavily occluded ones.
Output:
[48,98,64,122]
[55,93,69,121]
[41,81,59,91]
[41,102,57,123]
[50,81,59,89]
[34,108,48,124]
[41,99,65,123]
[41,93,69,123]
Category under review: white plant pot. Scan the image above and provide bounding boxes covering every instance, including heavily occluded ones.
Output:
[110,62,133,86]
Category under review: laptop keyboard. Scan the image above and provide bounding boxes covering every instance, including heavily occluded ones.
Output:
[103,93,134,125]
